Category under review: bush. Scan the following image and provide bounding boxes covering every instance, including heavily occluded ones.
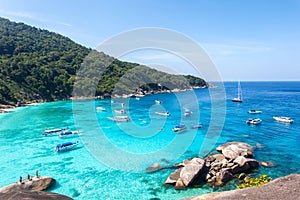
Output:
[237,174,272,189]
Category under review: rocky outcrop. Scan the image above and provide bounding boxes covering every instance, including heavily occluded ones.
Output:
[146,163,162,173]
[216,142,253,159]
[165,158,209,189]
[0,176,56,193]
[165,142,260,189]
[0,190,73,200]
[185,173,300,200]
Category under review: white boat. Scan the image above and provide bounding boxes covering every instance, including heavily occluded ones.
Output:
[184,110,192,117]
[232,81,243,103]
[108,116,130,122]
[58,131,80,138]
[155,111,170,116]
[246,118,262,125]
[114,109,126,114]
[191,124,202,129]
[55,141,80,152]
[42,128,68,136]
[248,110,262,114]
[273,116,294,123]
[172,124,187,132]
[96,107,106,111]
[155,100,162,104]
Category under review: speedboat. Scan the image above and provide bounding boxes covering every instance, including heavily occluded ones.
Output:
[273,116,294,123]
[246,118,262,125]
[114,109,126,114]
[96,107,106,111]
[58,131,80,138]
[108,116,130,122]
[248,110,262,114]
[155,100,162,104]
[172,124,187,132]
[55,141,80,152]
[184,110,192,117]
[42,128,68,136]
[155,111,170,116]
[191,124,202,129]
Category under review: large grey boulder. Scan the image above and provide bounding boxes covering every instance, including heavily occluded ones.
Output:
[185,173,300,200]
[0,176,56,193]
[0,190,73,200]
[216,142,254,159]
[165,168,183,185]
[180,158,207,187]
[165,158,208,189]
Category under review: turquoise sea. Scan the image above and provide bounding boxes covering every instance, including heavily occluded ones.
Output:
[0,81,299,199]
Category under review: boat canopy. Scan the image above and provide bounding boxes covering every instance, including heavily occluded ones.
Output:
[57,142,74,148]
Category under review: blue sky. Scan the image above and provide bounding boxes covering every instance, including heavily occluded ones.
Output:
[0,0,300,81]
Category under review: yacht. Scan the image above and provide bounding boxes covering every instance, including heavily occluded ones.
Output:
[232,81,243,103]
[273,116,294,123]
[246,118,262,125]
[248,110,262,114]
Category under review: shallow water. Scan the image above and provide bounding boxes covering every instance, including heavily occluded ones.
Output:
[0,82,299,199]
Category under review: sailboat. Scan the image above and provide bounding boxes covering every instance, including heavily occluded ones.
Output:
[232,81,243,103]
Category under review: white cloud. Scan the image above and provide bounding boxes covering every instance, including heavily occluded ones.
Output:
[202,42,272,56]
[0,9,72,27]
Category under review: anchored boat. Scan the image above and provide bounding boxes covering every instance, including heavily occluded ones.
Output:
[232,81,243,103]
[172,124,187,132]
[108,116,130,122]
[42,128,68,137]
[155,112,171,116]
[58,131,80,138]
[273,116,294,123]
[248,110,262,114]
[246,118,262,125]
[55,141,80,152]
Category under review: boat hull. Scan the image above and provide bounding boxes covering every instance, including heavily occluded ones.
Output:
[246,118,262,125]
[55,142,79,152]
[232,98,242,103]
[273,116,294,123]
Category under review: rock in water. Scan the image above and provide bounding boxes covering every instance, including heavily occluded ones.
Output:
[0,190,72,200]
[165,168,183,185]
[146,163,162,173]
[0,176,56,193]
[179,158,206,187]
[216,142,253,159]
[165,158,208,189]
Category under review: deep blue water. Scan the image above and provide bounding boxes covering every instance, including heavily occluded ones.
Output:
[0,81,299,199]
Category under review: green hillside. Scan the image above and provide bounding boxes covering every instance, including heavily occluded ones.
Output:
[0,17,207,105]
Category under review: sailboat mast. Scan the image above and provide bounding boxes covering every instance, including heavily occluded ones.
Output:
[238,81,242,99]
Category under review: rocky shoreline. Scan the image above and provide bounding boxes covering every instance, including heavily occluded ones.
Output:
[185,173,300,200]
[0,176,72,199]
[0,85,211,113]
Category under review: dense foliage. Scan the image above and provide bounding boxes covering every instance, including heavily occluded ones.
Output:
[0,17,207,105]
[237,174,272,189]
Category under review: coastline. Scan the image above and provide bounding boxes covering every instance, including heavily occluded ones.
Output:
[0,85,211,113]
[185,173,300,200]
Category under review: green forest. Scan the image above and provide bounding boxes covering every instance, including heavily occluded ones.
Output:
[0,17,207,105]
